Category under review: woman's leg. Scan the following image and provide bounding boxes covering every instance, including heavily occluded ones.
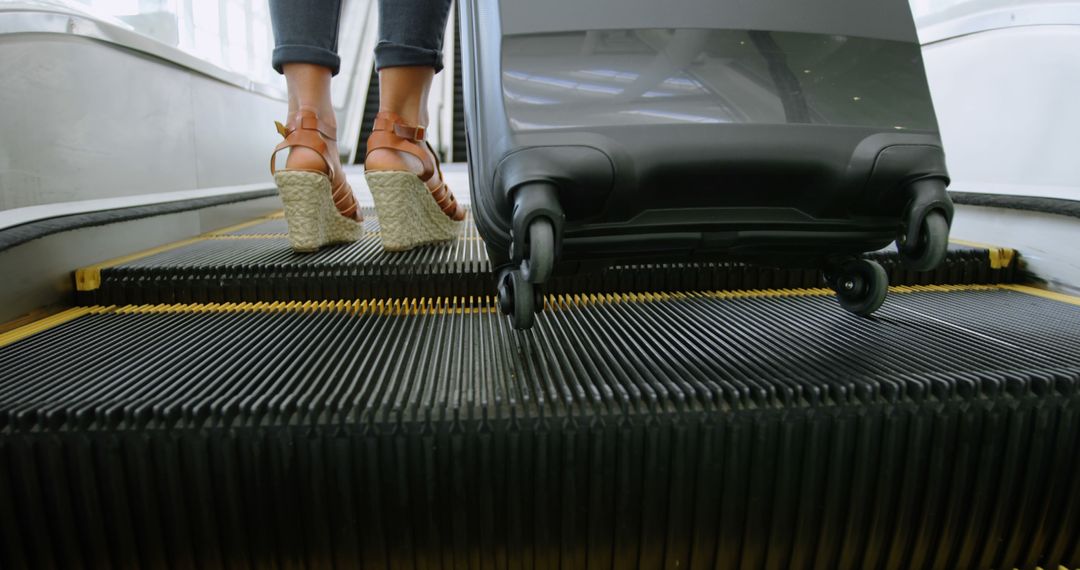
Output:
[269,0,344,172]
[366,0,453,175]
[364,0,464,251]
[374,0,452,123]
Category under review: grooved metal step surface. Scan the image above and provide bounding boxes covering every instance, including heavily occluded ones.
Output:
[2,285,1079,569]
[75,206,1020,305]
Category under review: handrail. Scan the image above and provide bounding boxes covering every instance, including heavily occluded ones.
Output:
[0,183,277,251]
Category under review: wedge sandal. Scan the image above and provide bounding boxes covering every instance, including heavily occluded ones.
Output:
[364,111,465,252]
[270,107,364,253]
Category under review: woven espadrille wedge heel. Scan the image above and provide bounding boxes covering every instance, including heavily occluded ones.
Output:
[270,108,363,253]
[364,111,465,252]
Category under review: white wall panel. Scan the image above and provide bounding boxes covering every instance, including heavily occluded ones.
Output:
[921,25,1080,197]
[0,33,284,210]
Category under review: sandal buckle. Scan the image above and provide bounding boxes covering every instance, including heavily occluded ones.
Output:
[393,124,425,141]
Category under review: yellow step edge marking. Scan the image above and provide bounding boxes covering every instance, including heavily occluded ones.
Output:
[0,306,69,335]
[48,284,1023,317]
[950,238,1017,270]
[202,232,486,241]
[68,220,1020,294]
[76,236,208,291]
[1001,284,1080,307]
[203,211,286,236]
[207,233,290,239]
[75,211,286,291]
[92,284,1017,315]
[0,306,114,349]
[8,284,1070,348]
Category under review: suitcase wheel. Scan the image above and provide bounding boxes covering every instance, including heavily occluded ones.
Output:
[897,178,952,272]
[898,210,949,272]
[510,182,564,286]
[499,269,543,330]
[522,217,555,285]
[825,259,889,317]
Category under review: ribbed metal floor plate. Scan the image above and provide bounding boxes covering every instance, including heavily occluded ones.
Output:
[2,286,1079,569]
[76,208,1020,305]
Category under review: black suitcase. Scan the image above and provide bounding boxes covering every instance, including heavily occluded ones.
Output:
[459,0,954,329]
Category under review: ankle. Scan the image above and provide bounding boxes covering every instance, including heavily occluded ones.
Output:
[283,63,335,122]
[288,103,337,126]
[376,65,435,126]
[379,106,425,127]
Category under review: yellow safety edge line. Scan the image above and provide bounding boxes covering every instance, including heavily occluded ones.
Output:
[202,232,491,241]
[207,233,292,239]
[75,211,285,291]
[10,283,1059,349]
[75,230,1021,292]
[204,210,285,232]
[0,306,67,335]
[0,306,113,349]
[950,238,1017,270]
[106,297,502,316]
[0,284,1039,348]
[1001,284,1080,307]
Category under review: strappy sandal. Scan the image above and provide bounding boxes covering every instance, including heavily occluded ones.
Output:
[271,107,364,253]
[364,111,465,252]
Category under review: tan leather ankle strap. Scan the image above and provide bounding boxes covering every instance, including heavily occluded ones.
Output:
[271,108,360,221]
[270,108,339,176]
[365,111,466,222]
[373,114,425,142]
[278,109,338,141]
[365,111,437,182]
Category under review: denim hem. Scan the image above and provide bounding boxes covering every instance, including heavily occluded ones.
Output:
[374,41,444,73]
[272,45,342,76]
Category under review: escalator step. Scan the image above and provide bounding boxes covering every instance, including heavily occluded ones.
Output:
[75,209,1022,306]
[1,285,1079,568]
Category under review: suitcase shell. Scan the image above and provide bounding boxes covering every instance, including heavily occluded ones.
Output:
[459,0,953,320]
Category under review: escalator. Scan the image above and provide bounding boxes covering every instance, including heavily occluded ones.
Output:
[2,180,1080,569]
[5,0,1080,566]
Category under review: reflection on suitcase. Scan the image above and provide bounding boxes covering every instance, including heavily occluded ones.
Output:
[459,0,953,329]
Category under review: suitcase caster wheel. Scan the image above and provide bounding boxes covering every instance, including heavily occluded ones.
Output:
[498,275,514,316]
[827,259,888,316]
[523,217,555,284]
[898,210,949,272]
[500,270,537,330]
[510,181,563,286]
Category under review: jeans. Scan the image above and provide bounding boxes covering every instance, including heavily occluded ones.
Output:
[270,0,453,76]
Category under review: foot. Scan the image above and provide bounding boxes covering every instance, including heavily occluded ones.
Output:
[364,146,445,195]
[283,114,343,178]
[286,144,343,175]
[363,111,464,222]
[272,108,361,221]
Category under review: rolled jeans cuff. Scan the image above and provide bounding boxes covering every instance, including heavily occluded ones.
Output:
[273,44,342,76]
[374,41,444,73]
